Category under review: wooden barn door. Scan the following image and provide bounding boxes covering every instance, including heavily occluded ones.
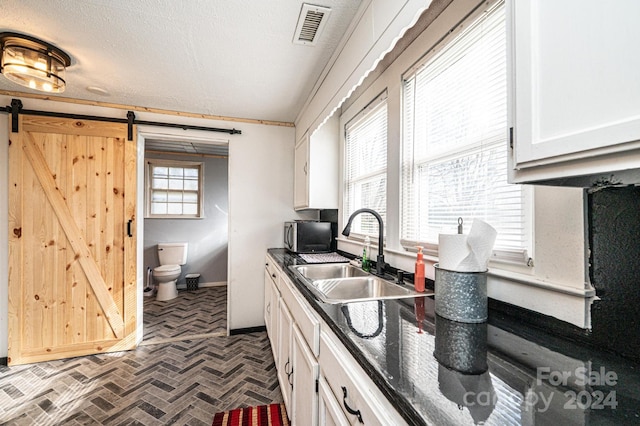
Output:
[8,114,137,365]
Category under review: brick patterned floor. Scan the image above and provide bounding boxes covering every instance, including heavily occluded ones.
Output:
[0,287,283,425]
[143,286,227,344]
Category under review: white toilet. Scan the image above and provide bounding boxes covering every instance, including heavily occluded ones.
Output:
[153,242,188,301]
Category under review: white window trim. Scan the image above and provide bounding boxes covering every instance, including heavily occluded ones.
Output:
[398,0,532,266]
[342,91,389,240]
[145,158,205,219]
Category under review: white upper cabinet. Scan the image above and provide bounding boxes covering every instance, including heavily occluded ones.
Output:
[508,0,640,185]
[294,135,311,209]
[294,115,339,210]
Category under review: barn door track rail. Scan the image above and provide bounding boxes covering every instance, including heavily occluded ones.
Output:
[2,98,242,140]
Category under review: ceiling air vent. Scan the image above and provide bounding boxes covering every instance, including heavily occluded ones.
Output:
[293,3,332,46]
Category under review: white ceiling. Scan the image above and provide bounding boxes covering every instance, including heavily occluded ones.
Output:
[0,0,363,123]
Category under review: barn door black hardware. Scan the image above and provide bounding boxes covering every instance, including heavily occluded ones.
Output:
[3,98,242,140]
[127,220,133,237]
[10,98,21,133]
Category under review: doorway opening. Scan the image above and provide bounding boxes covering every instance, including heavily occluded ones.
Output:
[137,130,229,346]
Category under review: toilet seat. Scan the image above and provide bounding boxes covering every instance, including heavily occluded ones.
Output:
[153,264,180,277]
[153,264,181,301]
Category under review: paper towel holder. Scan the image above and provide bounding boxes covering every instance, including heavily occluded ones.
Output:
[434,264,487,323]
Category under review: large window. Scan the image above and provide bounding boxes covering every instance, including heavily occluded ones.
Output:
[146,159,204,218]
[401,1,528,262]
[343,93,388,237]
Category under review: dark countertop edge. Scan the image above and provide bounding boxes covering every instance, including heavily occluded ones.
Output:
[268,249,431,426]
[268,249,640,425]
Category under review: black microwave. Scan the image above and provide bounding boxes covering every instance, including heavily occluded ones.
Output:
[284,221,333,253]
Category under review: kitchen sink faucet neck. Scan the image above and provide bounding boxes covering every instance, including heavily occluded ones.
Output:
[342,208,386,276]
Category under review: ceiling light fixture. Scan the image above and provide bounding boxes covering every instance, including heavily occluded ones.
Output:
[0,32,71,93]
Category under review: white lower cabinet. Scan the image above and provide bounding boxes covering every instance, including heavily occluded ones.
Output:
[319,331,407,426]
[264,263,274,333]
[268,277,280,363]
[264,258,280,363]
[291,324,319,425]
[275,269,320,425]
[318,376,350,426]
[266,254,406,425]
[277,300,294,413]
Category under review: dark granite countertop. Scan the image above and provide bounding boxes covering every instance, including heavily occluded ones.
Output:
[268,248,640,425]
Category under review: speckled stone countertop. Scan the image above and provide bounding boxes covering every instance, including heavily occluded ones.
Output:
[268,248,640,425]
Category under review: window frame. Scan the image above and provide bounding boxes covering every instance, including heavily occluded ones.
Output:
[342,91,389,240]
[145,158,205,219]
[399,0,531,266]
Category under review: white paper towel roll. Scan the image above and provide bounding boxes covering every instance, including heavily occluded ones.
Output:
[438,233,470,271]
[438,219,497,272]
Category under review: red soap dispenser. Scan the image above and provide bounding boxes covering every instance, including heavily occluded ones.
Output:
[415,246,425,292]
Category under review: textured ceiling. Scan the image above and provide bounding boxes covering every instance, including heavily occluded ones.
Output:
[0,0,362,123]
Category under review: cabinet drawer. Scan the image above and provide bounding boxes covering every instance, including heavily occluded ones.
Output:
[319,331,406,426]
[280,274,320,356]
[265,255,280,282]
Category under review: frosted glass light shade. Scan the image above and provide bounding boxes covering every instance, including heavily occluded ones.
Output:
[0,32,71,93]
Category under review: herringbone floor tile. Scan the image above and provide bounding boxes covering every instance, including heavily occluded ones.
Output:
[0,288,283,425]
[143,287,227,343]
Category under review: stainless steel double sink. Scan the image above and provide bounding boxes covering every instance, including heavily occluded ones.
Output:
[290,263,431,304]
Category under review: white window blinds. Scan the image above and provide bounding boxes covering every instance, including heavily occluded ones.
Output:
[344,94,387,237]
[401,1,529,262]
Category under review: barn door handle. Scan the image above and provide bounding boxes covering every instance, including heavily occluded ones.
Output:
[127,219,133,237]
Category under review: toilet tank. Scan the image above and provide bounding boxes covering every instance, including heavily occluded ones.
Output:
[157,242,188,265]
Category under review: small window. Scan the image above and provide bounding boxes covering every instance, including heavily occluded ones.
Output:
[343,92,388,237]
[145,159,204,218]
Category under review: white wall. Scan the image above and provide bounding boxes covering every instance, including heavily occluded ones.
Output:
[0,94,311,358]
[335,0,593,328]
[227,123,315,331]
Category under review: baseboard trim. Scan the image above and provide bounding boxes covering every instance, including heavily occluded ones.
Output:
[199,281,227,288]
[229,326,266,335]
[176,281,227,290]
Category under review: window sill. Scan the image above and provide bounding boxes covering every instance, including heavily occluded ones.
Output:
[337,237,594,299]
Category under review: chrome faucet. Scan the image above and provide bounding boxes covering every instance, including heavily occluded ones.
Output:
[342,208,386,276]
